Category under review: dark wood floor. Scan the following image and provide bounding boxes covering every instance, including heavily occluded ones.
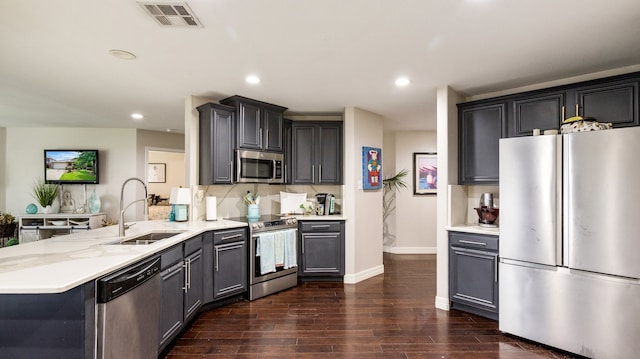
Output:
[163,253,577,358]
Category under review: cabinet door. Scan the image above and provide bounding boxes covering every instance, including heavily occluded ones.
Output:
[291,124,316,184]
[198,103,235,184]
[575,80,639,127]
[283,119,292,184]
[317,123,342,184]
[238,102,262,150]
[511,93,564,136]
[300,232,343,275]
[449,246,498,318]
[213,241,247,299]
[263,109,284,152]
[458,103,505,184]
[183,249,203,320]
[159,262,184,347]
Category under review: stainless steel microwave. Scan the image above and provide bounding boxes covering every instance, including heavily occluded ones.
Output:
[236,150,284,184]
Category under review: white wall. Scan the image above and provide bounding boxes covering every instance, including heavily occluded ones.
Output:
[435,86,463,311]
[4,128,183,224]
[343,107,384,283]
[147,150,185,199]
[0,128,6,211]
[389,131,438,253]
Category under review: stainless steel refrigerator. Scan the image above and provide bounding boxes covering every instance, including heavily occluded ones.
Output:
[499,127,640,359]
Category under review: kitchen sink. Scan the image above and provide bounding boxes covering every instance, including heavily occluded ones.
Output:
[104,231,186,245]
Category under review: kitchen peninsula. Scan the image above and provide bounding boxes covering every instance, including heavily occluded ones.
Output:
[0,212,347,359]
[0,219,248,358]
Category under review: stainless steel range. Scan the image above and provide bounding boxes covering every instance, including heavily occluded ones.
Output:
[227,215,298,300]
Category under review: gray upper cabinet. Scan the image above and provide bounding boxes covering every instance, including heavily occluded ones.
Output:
[459,72,640,184]
[572,79,639,127]
[220,95,287,152]
[458,102,506,184]
[291,121,343,185]
[510,92,565,137]
[197,103,235,184]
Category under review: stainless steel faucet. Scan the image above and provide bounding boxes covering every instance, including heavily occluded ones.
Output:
[119,177,148,237]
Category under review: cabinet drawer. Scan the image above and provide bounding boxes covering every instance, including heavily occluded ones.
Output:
[184,235,202,256]
[213,228,246,244]
[160,245,183,270]
[449,231,498,251]
[299,221,342,232]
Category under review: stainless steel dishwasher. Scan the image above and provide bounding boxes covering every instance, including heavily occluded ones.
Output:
[96,256,161,359]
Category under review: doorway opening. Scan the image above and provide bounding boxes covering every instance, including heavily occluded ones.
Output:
[145,147,185,220]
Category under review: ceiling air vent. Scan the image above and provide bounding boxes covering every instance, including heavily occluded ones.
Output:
[137,1,202,28]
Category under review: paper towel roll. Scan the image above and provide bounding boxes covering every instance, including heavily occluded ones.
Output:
[206,196,217,221]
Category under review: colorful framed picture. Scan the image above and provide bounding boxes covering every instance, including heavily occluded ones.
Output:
[362,146,382,190]
[413,152,437,195]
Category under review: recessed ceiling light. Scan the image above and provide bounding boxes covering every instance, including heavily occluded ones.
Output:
[109,49,137,60]
[246,75,261,84]
[131,113,144,120]
[395,77,411,87]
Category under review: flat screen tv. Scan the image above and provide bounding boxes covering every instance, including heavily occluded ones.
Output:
[44,150,99,184]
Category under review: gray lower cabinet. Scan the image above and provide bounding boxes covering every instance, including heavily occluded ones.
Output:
[0,283,95,359]
[213,228,248,299]
[159,235,203,350]
[298,220,345,278]
[449,231,498,320]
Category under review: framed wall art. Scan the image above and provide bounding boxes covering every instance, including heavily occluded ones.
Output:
[362,146,382,190]
[148,163,166,183]
[413,152,437,195]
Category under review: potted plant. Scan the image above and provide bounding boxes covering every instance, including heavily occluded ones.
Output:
[382,169,408,247]
[32,178,60,213]
[0,211,18,247]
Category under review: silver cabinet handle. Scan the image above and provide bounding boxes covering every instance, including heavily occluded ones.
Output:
[312,165,315,182]
[259,128,263,149]
[182,259,189,292]
[215,248,219,272]
[266,129,270,149]
[221,233,243,241]
[311,224,330,229]
[459,240,487,246]
[319,165,322,183]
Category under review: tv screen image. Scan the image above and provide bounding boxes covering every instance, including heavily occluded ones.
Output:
[44,150,99,184]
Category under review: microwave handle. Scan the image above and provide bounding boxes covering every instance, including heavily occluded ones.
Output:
[272,159,277,180]
[236,152,241,182]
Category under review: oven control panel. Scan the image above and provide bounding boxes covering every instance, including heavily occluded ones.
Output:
[250,217,297,231]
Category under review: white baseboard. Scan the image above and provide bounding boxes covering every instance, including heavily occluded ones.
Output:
[343,264,384,284]
[383,246,437,254]
[435,295,450,311]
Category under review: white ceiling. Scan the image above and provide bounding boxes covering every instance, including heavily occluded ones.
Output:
[1,0,639,133]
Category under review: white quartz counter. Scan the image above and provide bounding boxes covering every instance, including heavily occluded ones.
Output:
[447,224,499,236]
[292,215,347,220]
[0,219,247,294]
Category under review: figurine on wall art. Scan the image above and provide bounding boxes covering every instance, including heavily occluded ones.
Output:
[362,146,382,190]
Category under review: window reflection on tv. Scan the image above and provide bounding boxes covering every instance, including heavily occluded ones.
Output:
[44,150,99,184]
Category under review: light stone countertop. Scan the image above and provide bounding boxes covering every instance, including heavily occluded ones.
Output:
[447,224,500,236]
[291,215,347,220]
[0,219,247,294]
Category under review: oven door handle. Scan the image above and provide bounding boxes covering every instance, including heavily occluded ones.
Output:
[221,233,243,241]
